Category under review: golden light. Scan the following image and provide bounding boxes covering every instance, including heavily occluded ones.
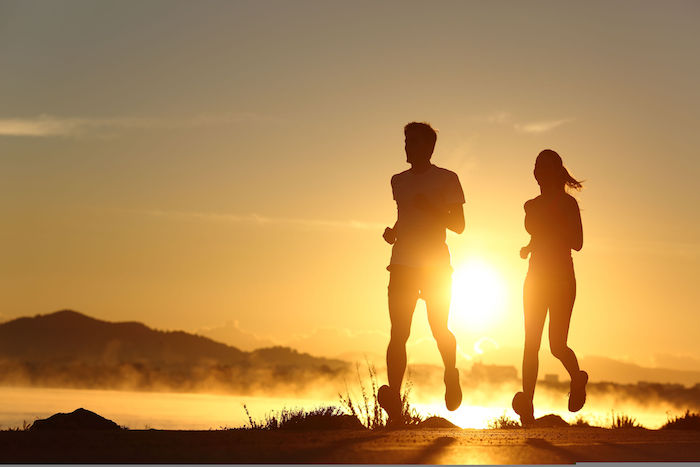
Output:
[450,258,507,331]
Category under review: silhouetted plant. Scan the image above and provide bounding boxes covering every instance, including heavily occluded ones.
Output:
[487,413,520,429]
[242,403,260,429]
[242,403,349,430]
[2,420,31,432]
[662,410,700,430]
[338,361,425,429]
[399,376,425,426]
[610,411,642,429]
[573,415,591,427]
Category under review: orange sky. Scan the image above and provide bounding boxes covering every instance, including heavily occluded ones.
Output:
[1,0,699,373]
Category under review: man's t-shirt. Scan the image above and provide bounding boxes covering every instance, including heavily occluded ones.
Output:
[389,164,465,269]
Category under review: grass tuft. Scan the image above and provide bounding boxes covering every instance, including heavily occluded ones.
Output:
[243,361,429,431]
[573,415,591,427]
[487,413,521,429]
[339,361,425,429]
[242,404,349,430]
[662,410,700,430]
[610,410,643,429]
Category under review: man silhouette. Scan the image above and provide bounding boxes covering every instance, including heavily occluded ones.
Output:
[378,122,465,424]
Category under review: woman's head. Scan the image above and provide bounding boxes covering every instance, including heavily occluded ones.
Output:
[534,149,582,191]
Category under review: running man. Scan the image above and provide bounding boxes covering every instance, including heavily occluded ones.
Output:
[378,122,465,424]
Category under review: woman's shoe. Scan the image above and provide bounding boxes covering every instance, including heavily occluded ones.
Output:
[568,370,588,412]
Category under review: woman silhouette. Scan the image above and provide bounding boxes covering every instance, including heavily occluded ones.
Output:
[512,149,588,427]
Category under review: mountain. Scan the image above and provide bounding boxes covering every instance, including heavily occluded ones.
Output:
[0,310,349,395]
[0,310,246,365]
[581,356,700,386]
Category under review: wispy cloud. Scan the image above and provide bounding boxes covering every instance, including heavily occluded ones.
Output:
[479,112,573,134]
[514,118,573,134]
[0,113,271,137]
[133,208,385,231]
[197,320,276,351]
[484,111,512,124]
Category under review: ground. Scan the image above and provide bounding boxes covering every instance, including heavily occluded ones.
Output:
[1,427,699,464]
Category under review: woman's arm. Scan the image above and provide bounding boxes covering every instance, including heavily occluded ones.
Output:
[524,199,537,235]
[569,197,583,251]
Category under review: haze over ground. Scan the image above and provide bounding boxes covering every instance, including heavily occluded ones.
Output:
[1,1,699,375]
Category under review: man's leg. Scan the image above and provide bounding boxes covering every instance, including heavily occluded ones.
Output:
[387,269,418,392]
[424,272,456,371]
[424,269,461,410]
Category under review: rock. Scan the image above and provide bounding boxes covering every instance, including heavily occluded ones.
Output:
[417,416,460,429]
[534,414,569,428]
[30,408,122,431]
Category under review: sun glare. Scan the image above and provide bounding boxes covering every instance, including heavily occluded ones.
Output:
[450,258,507,331]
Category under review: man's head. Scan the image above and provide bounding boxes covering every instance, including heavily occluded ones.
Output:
[404,122,437,165]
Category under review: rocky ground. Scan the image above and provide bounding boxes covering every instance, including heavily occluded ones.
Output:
[1,426,699,464]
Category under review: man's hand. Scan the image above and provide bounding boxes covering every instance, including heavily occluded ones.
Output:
[383,227,396,244]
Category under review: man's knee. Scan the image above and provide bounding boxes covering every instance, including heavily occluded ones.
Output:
[389,327,411,346]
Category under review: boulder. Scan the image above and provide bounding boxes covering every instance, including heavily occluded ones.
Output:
[534,414,569,428]
[30,408,122,431]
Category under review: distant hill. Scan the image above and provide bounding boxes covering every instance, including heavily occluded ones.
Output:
[581,356,700,387]
[0,310,246,365]
[0,310,349,395]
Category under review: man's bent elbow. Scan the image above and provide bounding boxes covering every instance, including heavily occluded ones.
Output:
[449,222,465,235]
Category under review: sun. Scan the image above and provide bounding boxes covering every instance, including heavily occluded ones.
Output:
[450,258,507,331]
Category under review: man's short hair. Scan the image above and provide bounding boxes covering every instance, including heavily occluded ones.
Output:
[404,122,438,149]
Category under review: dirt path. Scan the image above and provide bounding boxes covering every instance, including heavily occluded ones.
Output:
[1,427,699,464]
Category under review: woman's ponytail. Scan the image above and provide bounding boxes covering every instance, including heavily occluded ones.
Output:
[563,166,583,191]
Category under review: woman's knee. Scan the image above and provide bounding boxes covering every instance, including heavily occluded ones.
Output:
[550,343,570,360]
[524,339,541,355]
[431,326,455,345]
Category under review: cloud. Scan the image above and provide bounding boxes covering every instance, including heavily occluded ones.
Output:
[0,113,271,137]
[588,237,700,259]
[514,118,573,134]
[133,208,385,232]
[284,327,388,360]
[479,112,573,134]
[196,320,275,351]
[484,111,512,124]
[652,353,700,372]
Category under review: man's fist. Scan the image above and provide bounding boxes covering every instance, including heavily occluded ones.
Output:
[383,227,396,244]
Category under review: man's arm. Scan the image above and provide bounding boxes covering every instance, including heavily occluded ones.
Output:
[383,220,398,244]
[445,203,465,234]
[383,201,399,244]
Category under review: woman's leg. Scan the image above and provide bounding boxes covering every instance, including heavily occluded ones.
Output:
[522,274,548,400]
[548,274,580,378]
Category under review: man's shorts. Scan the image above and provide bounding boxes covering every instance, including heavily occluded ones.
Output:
[387,264,453,305]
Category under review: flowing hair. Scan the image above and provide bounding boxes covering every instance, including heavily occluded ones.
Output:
[563,166,583,191]
[536,149,583,191]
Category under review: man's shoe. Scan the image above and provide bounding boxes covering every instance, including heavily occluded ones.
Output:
[568,370,588,412]
[444,368,462,411]
[377,385,402,423]
[512,391,535,427]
